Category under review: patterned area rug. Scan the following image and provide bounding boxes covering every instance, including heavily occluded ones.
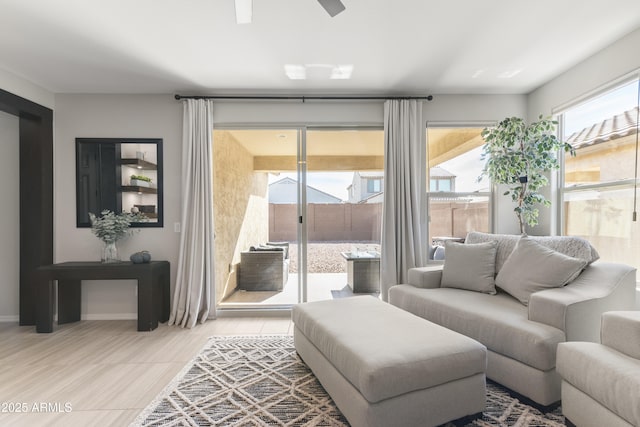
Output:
[131,335,565,427]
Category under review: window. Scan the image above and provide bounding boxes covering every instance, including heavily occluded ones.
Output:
[426,127,492,244]
[430,178,453,192]
[560,77,639,271]
[367,178,381,193]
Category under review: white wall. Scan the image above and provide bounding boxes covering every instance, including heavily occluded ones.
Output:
[528,27,640,120]
[0,111,20,321]
[0,68,55,110]
[54,94,182,319]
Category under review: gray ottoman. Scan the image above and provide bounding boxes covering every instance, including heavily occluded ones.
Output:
[292,296,487,427]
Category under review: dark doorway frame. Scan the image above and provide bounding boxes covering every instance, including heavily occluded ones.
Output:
[0,88,54,325]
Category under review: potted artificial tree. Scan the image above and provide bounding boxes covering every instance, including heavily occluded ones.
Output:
[479,116,574,234]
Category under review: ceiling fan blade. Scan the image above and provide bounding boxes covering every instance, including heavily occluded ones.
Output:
[317,0,346,17]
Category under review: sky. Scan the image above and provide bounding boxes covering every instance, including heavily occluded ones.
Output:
[563,79,639,137]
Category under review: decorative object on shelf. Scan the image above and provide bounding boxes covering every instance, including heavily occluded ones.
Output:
[130,174,153,188]
[130,250,152,264]
[89,209,146,263]
[479,115,575,233]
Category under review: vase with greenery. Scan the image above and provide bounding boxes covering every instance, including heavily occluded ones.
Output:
[479,115,575,234]
[89,210,146,263]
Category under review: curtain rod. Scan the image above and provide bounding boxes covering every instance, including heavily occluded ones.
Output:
[174,94,433,101]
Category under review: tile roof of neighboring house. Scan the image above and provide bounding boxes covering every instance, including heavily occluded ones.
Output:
[566,106,639,149]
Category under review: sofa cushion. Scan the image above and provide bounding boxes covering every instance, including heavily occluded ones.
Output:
[465,232,599,273]
[266,241,289,259]
[495,237,587,305]
[389,285,566,371]
[441,240,498,294]
[557,342,640,426]
[601,311,640,359]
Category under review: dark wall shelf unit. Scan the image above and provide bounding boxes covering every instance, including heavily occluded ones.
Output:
[120,186,158,194]
[121,158,157,170]
[76,138,163,228]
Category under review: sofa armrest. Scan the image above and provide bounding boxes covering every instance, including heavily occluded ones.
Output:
[528,262,636,342]
[407,265,443,289]
[601,311,640,359]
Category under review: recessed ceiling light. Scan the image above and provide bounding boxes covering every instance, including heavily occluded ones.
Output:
[235,0,252,24]
[284,64,306,80]
[330,64,353,79]
[284,63,353,80]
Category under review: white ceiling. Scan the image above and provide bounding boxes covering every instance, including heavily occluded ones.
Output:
[2,0,640,96]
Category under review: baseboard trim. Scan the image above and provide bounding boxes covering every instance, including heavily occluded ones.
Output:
[1,313,138,322]
[81,313,137,320]
[217,308,292,318]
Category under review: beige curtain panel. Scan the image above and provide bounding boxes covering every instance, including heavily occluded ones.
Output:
[169,99,216,328]
[380,99,427,301]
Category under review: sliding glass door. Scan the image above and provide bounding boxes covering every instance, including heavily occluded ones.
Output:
[214,126,383,310]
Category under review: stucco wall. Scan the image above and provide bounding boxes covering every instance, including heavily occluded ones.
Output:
[213,131,269,302]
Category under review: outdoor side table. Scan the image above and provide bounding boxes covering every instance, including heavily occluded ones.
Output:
[341,251,381,293]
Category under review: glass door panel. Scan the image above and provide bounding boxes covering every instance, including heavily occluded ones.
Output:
[305,128,384,301]
[426,127,491,250]
[213,128,301,309]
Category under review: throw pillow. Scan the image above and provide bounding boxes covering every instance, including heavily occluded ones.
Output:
[495,236,588,305]
[441,240,498,294]
[266,241,289,259]
[465,231,599,274]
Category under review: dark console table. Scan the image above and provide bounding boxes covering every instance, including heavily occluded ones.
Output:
[37,261,170,333]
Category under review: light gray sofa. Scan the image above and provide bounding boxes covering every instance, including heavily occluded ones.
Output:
[557,311,640,427]
[389,232,637,406]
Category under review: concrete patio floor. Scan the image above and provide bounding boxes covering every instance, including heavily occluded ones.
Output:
[219,272,379,308]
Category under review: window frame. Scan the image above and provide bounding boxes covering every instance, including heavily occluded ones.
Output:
[425,122,496,240]
[555,73,640,235]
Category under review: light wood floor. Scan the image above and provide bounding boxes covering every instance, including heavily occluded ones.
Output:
[0,316,294,427]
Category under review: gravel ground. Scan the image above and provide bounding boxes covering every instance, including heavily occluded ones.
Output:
[288,242,381,273]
